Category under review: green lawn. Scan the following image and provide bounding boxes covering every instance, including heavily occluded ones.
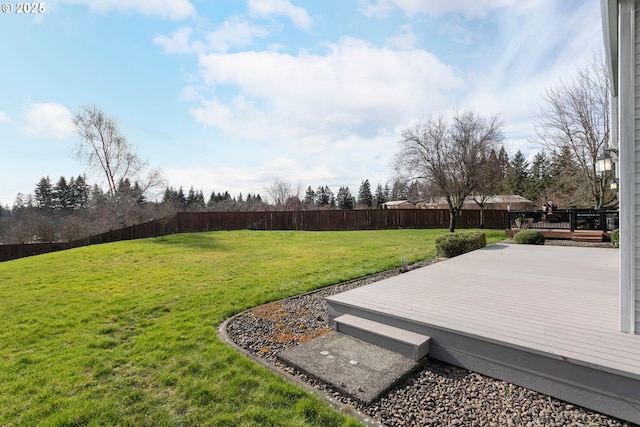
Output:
[0,229,506,426]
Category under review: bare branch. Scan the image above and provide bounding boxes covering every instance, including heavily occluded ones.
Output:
[395,111,503,231]
[73,105,164,226]
[533,55,613,208]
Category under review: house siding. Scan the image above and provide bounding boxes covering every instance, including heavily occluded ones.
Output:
[634,0,640,333]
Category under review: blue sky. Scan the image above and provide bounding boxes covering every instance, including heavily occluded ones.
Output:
[0,0,604,206]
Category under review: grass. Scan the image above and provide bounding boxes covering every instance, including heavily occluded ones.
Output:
[0,229,506,426]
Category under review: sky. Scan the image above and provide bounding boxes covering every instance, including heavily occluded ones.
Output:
[0,0,604,207]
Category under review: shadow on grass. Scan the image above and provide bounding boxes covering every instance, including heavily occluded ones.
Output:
[140,232,230,252]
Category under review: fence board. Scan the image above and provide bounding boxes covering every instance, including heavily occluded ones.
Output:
[0,209,508,262]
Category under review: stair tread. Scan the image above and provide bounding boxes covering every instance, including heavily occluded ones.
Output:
[334,314,430,346]
[572,230,604,242]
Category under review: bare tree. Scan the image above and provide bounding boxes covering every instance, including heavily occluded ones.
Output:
[264,178,301,210]
[534,56,615,208]
[395,111,503,232]
[73,105,164,226]
[471,147,506,228]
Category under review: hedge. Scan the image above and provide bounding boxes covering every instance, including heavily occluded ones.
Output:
[435,232,486,258]
[513,230,545,245]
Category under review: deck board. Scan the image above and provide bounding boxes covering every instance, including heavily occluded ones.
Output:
[326,243,640,379]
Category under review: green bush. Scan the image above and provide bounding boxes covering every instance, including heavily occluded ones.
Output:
[435,232,486,258]
[612,228,619,248]
[513,230,545,245]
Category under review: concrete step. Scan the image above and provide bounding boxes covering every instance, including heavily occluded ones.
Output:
[334,313,430,361]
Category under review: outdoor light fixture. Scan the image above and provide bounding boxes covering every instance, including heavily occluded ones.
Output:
[596,148,619,174]
[610,178,619,190]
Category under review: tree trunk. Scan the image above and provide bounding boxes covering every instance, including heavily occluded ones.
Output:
[449,209,456,232]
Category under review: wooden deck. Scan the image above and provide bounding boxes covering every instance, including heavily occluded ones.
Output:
[505,228,612,241]
[326,244,640,424]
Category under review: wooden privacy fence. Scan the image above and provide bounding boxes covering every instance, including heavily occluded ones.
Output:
[0,209,508,262]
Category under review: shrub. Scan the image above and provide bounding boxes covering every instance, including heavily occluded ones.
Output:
[435,232,486,258]
[612,228,619,248]
[513,230,545,245]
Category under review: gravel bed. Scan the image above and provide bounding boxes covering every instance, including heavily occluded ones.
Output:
[225,244,633,427]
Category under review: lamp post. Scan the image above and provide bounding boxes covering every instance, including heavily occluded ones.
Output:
[596,149,617,174]
[596,148,619,208]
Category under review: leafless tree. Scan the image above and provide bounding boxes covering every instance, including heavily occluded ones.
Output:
[471,148,506,228]
[73,105,164,226]
[534,56,615,208]
[395,111,503,232]
[264,178,301,211]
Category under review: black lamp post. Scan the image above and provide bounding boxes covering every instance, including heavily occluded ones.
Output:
[596,149,617,174]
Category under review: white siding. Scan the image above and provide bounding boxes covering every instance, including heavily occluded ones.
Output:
[635,0,640,333]
[618,0,636,333]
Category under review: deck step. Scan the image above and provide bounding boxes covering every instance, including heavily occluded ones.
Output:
[572,230,604,242]
[334,314,430,361]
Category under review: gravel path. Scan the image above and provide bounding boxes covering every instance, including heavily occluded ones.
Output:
[224,242,636,427]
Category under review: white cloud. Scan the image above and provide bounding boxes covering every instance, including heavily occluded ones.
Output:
[0,111,8,124]
[455,0,604,157]
[155,0,604,197]
[163,141,393,200]
[154,27,199,54]
[360,0,516,18]
[191,37,465,143]
[21,102,74,139]
[62,0,196,20]
[248,0,313,30]
[205,16,269,53]
[155,18,268,55]
[384,24,417,50]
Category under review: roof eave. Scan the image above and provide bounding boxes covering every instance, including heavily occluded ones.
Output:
[601,0,619,96]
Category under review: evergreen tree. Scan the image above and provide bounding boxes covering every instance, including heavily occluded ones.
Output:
[132,181,145,204]
[497,146,510,184]
[526,150,552,203]
[374,184,386,209]
[163,187,186,207]
[207,190,217,207]
[303,186,315,206]
[390,178,408,200]
[315,186,334,207]
[383,183,391,202]
[53,176,71,211]
[548,146,585,208]
[177,187,186,206]
[90,184,108,208]
[336,186,355,210]
[71,175,90,209]
[186,186,198,209]
[357,179,373,208]
[163,187,176,205]
[34,176,53,211]
[195,190,205,209]
[504,150,529,196]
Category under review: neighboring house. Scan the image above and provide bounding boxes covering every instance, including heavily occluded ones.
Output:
[416,194,534,211]
[602,0,638,334]
[382,200,415,209]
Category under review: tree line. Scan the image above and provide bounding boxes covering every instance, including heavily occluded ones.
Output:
[0,56,616,240]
